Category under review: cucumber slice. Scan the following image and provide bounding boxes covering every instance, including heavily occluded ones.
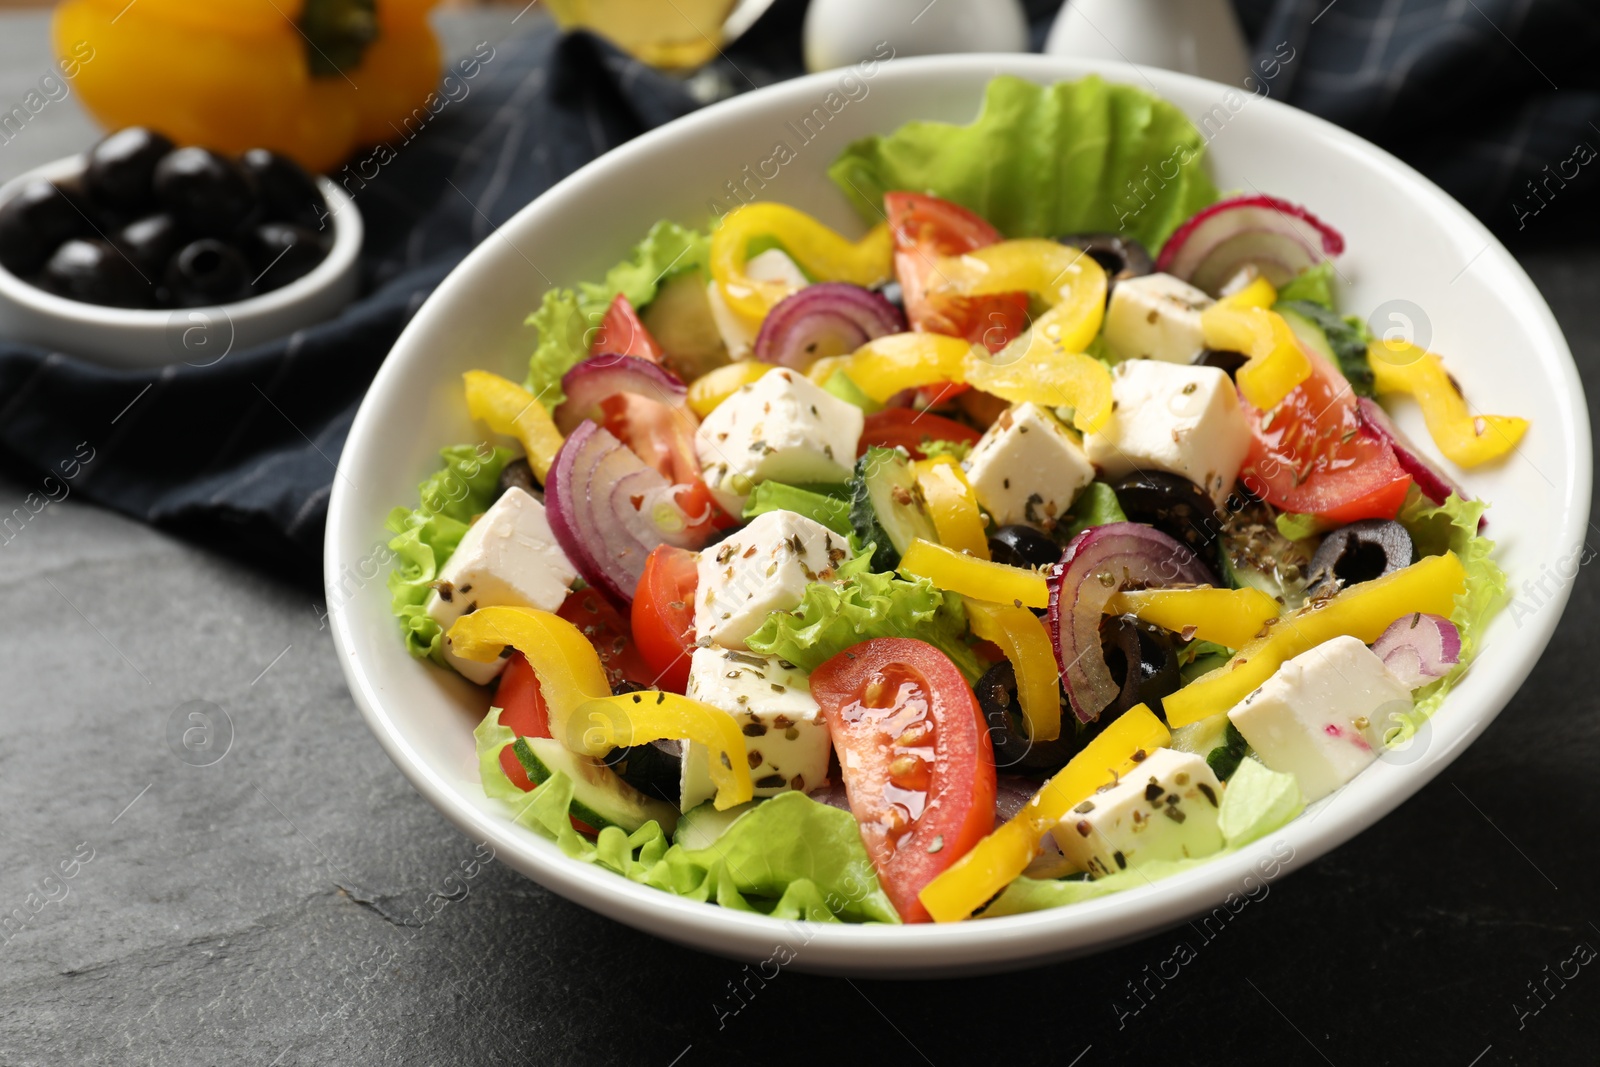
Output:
[1216,501,1316,610]
[512,736,680,834]
[1277,300,1374,397]
[673,799,759,850]
[850,446,939,570]
[639,271,727,384]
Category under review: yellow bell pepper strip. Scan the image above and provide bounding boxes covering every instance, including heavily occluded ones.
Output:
[807,332,1115,434]
[928,239,1109,355]
[897,538,1049,609]
[687,360,768,417]
[1105,586,1281,650]
[1366,341,1528,467]
[1214,274,1278,310]
[445,606,613,744]
[55,0,443,174]
[447,607,753,809]
[1199,305,1312,410]
[462,371,564,483]
[571,693,753,810]
[709,203,893,329]
[964,598,1061,742]
[1163,552,1467,728]
[912,457,989,559]
[919,703,1169,922]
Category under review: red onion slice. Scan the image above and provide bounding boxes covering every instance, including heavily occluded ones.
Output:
[1046,522,1218,723]
[1356,396,1471,507]
[553,353,689,436]
[1156,194,1345,296]
[545,420,702,608]
[1371,612,1462,689]
[752,282,905,370]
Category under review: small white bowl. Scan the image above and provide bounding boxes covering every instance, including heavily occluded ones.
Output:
[327,55,1590,976]
[0,155,361,368]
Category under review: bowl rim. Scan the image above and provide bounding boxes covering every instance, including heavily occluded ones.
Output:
[326,53,1592,972]
[0,154,362,327]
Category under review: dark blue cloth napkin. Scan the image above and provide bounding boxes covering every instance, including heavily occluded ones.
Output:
[0,0,1592,585]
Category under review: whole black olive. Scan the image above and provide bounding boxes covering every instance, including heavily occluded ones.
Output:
[240,148,328,231]
[41,238,150,307]
[1112,471,1223,561]
[165,238,252,306]
[153,147,257,236]
[1059,233,1154,297]
[1199,349,1250,380]
[1307,519,1416,593]
[497,457,542,501]
[1100,614,1182,718]
[0,177,94,276]
[247,222,328,290]
[86,127,175,212]
[976,661,1076,776]
[988,524,1063,571]
[602,738,682,805]
[113,213,186,277]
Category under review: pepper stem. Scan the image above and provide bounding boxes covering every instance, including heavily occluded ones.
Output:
[300,0,379,78]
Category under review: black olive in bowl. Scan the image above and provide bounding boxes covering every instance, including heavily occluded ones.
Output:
[1100,614,1182,718]
[241,148,329,232]
[1308,520,1415,594]
[603,739,682,805]
[154,147,258,236]
[248,222,328,289]
[1111,471,1223,563]
[86,127,175,212]
[976,660,1076,776]
[0,177,94,276]
[166,238,253,307]
[113,213,186,278]
[41,238,149,308]
[1199,348,1251,380]
[1059,233,1154,297]
[988,524,1063,570]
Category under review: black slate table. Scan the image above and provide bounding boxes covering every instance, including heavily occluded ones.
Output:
[2,10,1597,1066]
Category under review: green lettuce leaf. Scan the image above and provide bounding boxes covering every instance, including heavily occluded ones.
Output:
[526,220,711,411]
[385,444,514,664]
[1276,262,1337,309]
[475,708,899,922]
[745,552,985,682]
[828,75,1219,251]
[1275,510,1327,542]
[742,481,855,538]
[918,438,973,463]
[982,759,1302,916]
[1391,490,1507,729]
[1060,480,1128,541]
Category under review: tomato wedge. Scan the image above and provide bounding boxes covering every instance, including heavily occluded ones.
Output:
[492,652,549,790]
[1240,347,1413,523]
[591,294,665,361]
[885,192,1028,355]
[809,638,997,923]
[632,545,699,693]
[857,408,983,460]
[557,587,655,690]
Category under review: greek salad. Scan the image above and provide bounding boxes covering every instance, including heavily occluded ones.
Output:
[384,76,1521,924]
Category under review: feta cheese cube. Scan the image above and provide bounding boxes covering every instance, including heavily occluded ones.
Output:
[1103,272,1215,364]
[961,402,1095,531]
[428,487,578,684]
[1048,747,1225,877]
[679,646,832,811]
[1083,359,1251,506]
[694,509,852,649]
[694,366,863,515]
[704,249,810,359]
[1227,635,1414,803]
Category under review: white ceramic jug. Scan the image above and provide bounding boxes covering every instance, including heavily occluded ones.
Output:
[803,0,1029,73]
[1044,0,1252,86]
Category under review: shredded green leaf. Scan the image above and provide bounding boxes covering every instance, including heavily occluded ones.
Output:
[385,444,513,665]
[828,75,1219,252]
[742,482,855,538]
[1060,481,1129,542]
[746,552,985,682]
[1276,261,1337,310]
[474,708,900,922]
[919,438,973,463]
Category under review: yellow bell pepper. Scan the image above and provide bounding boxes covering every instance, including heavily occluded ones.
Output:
[571,693,753,810]
[1199,305,1312,410]
[709,203,893,329]
[928,239,1108,355]
[54,0,443,174]
[463,371,564,483]
[898,538,1049,609]
[1105,586,1281,650]
[919,703,1169,922]
[1163,552,1466,728]
[1366,341,1528,467]
[446,606,753,810]
[687,360,768,417]
[808,332,1114,434]
[965,598,1061,742]
[1215,274,1278,310]
[912,457,989,559]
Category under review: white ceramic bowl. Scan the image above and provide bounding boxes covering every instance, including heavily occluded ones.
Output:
[0,156,361,368]
[326,55,1591,977]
